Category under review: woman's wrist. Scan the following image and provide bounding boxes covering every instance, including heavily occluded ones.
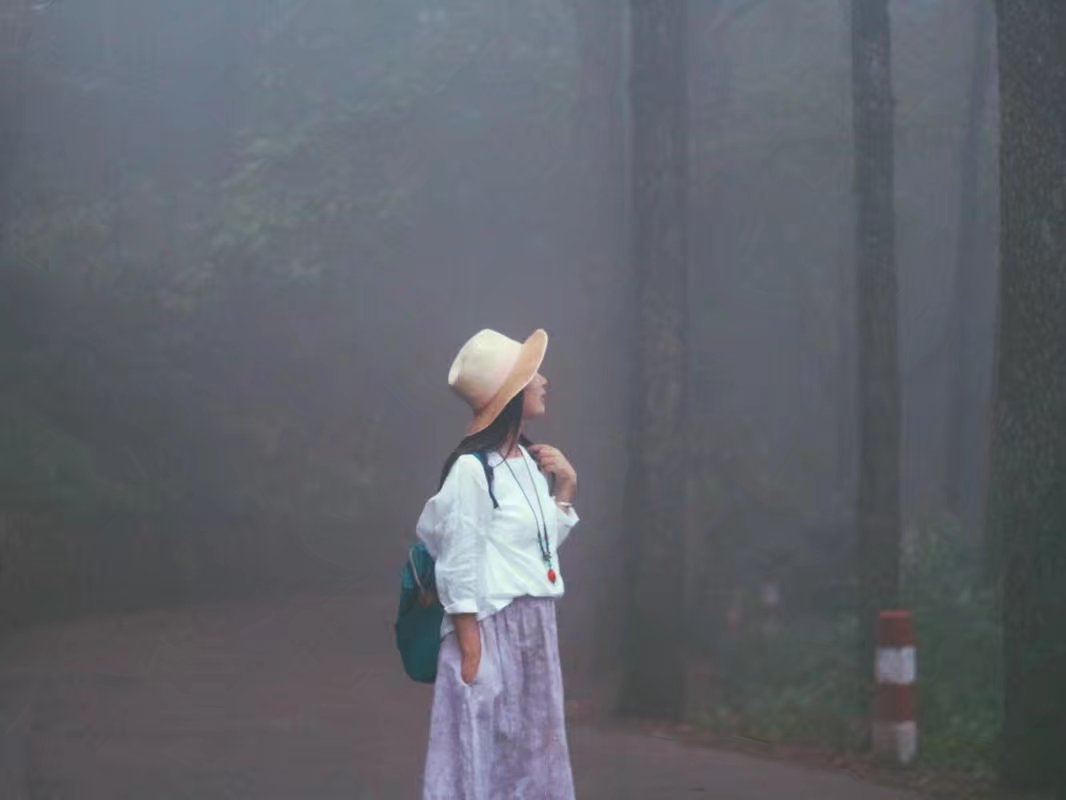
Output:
[452,613,481,659]
[554,480,576,505]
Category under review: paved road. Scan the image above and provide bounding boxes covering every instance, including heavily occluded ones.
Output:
[0,589,919,799]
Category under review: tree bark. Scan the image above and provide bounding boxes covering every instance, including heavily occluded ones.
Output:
[851,0,902,704]
[836,0,857,519]
[991,2,1066,792]
[944,1,995,519]
[0,0,31,230]
[617,0,689,721]
[684,0,734,668]
[569,0,629,677]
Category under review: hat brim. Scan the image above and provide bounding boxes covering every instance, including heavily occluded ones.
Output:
[465,329,548,436]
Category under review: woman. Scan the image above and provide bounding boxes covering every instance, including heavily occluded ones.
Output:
[416,328,580,799]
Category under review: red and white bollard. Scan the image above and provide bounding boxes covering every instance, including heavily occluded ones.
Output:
[872,610,917,765]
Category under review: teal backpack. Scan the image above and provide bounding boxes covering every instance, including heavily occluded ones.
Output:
[395,450,499,683]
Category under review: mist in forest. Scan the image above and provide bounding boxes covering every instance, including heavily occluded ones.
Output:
[4,1,1054,798]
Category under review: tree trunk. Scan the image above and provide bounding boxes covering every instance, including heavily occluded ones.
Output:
[0,62,24,229]
[944,2,995,519]
[685,2,779,663]
[836,0,858,520]
[851,0,902,706]
[0,0,30,58]
[991,2,1066,792]
[617,0,689,721]
[0,0,31,230]
[569,0,629,678]
[683,0,731,671]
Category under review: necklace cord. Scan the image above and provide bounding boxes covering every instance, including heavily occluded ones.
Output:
[502,451,553,567]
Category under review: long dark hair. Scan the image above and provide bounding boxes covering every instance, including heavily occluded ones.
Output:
[438,389,534,490]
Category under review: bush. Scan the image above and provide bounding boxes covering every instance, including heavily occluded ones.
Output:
[701,613,863,751]
[902,518,1001,778]
[695,517,1001,779]
[0,401,150,518]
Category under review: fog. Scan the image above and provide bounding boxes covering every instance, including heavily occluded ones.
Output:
[0,1,1017,797]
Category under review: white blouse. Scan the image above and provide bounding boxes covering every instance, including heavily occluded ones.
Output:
[415,444,579,639]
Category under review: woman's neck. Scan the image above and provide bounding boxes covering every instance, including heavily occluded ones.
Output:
[500,429,524,459]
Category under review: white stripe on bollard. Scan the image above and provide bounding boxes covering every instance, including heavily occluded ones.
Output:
[875,646,917,685]
[872,720,918,766]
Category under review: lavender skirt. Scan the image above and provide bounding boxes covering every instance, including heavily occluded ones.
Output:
[421,596,576,800]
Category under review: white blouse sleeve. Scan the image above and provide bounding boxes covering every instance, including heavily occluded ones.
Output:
[553,500,579,549]
[415,454,491,616]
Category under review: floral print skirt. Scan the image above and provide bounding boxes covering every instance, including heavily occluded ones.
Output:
[421,596,576,800]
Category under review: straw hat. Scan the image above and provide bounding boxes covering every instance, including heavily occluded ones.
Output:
[448,328,548,436]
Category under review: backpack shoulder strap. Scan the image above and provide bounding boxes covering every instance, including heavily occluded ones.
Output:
[471,450,500,509]
[408,548,425,593]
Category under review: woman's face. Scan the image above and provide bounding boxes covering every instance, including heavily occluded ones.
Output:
[522,372,548,419]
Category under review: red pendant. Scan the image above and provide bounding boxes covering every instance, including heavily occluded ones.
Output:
[547,568,557,584]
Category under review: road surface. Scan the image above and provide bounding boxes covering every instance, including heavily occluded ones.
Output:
[0,588,920,799]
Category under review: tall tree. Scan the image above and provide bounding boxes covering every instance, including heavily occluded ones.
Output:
[836,0,858,521]
[568,0,628,676]
[684,0,769,662]
[991,2,1066,793]
[851,0,902,700]
[944,1,995,519]
[617,0,689,720]
[0,0,31,227]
